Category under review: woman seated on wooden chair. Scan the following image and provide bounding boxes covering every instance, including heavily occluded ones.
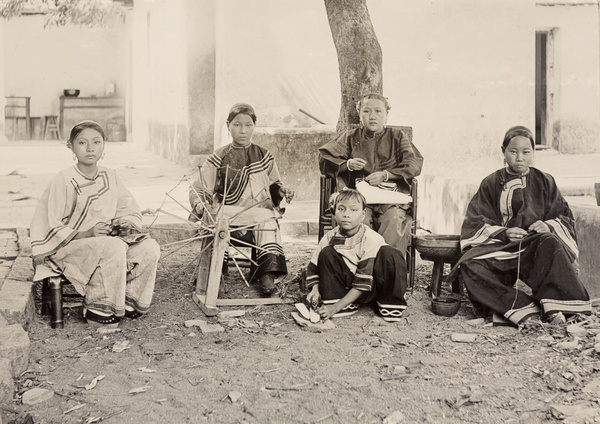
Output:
[188,102,295,296]
[30,120,161,327]
[318,93,423,254]
[448,126,591,327]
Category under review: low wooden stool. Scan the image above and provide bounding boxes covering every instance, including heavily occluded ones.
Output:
[414,234,463,297]
[43,115,62,140]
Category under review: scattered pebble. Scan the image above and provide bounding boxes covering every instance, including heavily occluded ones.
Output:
[22,388,54,405]
[197,322,225,334]
[383,410,405,424]
[228,391,242,403]
[566,324,588,337]
[451,333,478,343]
[184,319,206,328]
[218,310,246,318]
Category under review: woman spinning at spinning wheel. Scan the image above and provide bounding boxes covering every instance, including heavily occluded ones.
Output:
[319,93,423,254]
[189,103,295,296]
[449,126,591,326]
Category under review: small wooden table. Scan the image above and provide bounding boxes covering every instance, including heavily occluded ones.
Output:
[414,234,463,297]
[59,96,125,136]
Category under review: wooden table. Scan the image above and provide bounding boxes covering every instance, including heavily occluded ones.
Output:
[59,96,125,136]
[5,96,31,139]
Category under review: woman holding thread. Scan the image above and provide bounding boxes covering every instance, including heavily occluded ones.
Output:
[450,126,591,326]
[31,120,161,327]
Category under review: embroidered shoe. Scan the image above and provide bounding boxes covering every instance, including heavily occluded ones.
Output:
[125,309,143,319]
[85,310,120,328]
[332,303,359,318]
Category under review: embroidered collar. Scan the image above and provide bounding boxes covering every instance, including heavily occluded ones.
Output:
[74,165,99,181]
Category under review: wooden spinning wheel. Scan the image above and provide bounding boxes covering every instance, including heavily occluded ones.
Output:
[191,204,290,316]
[185,168,291,317]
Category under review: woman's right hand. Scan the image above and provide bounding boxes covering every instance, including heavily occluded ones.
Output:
[347,158,367,171]
[306,285,321,309]
[85,222,111,238]
[505,227,528,242]
[74,222,110,239]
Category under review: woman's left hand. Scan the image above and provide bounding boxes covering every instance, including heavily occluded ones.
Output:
[364,171,387,186]
[111,218,134,229]
[278,187,295,203]
[528,220,550,234]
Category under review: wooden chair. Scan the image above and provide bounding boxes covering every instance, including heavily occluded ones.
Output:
[317,126,419,290]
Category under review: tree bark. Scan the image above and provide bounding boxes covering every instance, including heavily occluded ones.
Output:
[324,0,383,132]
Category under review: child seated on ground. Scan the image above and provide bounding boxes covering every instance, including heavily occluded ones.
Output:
[305,189,408,322]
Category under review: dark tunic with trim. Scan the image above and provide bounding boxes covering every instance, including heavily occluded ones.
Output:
[318,127,423,194]
[450,167,590,324]
[189,143,287,277]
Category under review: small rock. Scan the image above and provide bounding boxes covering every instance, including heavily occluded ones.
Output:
[582,378,600,396]
[536,334,555,342]
[228,390,242,403]
[218,310,246,318]
[383,410,405,424]
[556,337,580,350]
[595,342,600,354]
[112,340,130,353]
[566,324,588,337]
[186,331,197,337]
[466,318,485,327]
[184,319,206,328]
[0,358,14,404]
[97,328,121,334]
[0,324,30,376]
[21,387,54,405]
[550,403,599,420]
[198,322,225,334]
[451,333,478,343]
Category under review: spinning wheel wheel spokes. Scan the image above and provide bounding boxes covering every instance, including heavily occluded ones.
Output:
[153,166,290,316]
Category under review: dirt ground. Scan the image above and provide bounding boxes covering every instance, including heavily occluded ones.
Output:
[3,234,600,424]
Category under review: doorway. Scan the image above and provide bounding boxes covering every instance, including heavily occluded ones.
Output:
[535,30,553,149]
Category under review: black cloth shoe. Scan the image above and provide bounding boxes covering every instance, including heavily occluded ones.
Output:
[85,310,120,328]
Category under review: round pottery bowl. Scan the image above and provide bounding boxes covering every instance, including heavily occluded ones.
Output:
[63,89,80,97]
[414,234,461,260]
[431,297,461,317]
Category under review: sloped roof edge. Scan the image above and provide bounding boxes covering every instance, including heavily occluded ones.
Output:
[537,0,598,5]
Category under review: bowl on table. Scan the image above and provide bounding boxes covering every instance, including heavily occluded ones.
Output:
[63,89,80,97]
[414,234,461,260]
[431,297,461,317]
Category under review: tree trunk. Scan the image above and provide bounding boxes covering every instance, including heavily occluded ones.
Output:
[324,0,383,132]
